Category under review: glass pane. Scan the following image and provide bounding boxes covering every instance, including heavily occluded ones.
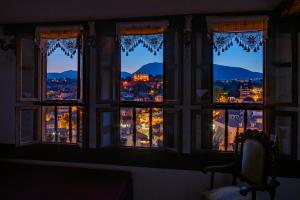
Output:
[152,108,163,147]
[228,110,245,151]
[46,38,78,100]
[101,112,114,147]
[136,108,150,147]
[44,106,55,143]
[247,110,263,131]
[120,34,164,102]
[78,107,84,143]
[120,108,134,146]
[20,109,37,143]
[21,38,38,99]
[275,115,292,156]
[212,109,225,151]
[70,106,78,144]
[57,106,70,143]
[213,31,263,104]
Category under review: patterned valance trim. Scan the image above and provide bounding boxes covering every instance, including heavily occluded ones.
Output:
[39,31,80,39]
[213,31,263,55]
[116,21,169,36]
[210,21,268,33]
[120,34,164,56]
[40,38,78,58]
[35,26,82,58]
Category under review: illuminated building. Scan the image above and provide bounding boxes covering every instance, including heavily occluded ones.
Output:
[133,73,149,82]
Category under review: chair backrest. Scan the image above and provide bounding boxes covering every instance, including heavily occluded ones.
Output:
[235,129,272,185]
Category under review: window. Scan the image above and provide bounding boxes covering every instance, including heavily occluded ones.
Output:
[38,31,84,145]
[212,30,264,151]
[119,33,164,148]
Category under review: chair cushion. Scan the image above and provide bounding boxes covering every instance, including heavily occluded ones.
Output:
[201,186,251,200]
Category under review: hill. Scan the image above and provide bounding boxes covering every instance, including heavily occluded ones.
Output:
[47,70,77,79]
[134,62,163,76]
[121,71,132,79]
[213,64,262,81]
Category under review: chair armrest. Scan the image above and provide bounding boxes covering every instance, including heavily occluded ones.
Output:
[203,162,235,189]
[203,162,235,174]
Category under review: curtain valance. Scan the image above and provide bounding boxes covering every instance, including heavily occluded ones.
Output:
[207,16,268,55]
[35,25,83,58]
[117,21,168,56]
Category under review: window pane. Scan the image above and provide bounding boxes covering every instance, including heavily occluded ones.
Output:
[70,106,78,144]
[78,107,84,143]
[228,110,245,151]
[212,109,225,151]
[21,38,38,99]
[152,108,163,147]
[20,109,38,144]
[136,108,150,147]
[57,106,70,143]
[120,108,134,146]
[46,38,78,100]
[213,31,263,104]
[120,34,164,102]
[247,110,263,131]
[44,106,55,143]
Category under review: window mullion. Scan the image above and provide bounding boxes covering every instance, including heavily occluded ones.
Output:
[69,106,72,143]
[133,108,137,147]
[54,106,58,143]
[149,108,153,147]
[224,109,228,151]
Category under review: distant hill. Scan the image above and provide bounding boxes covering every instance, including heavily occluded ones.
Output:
[121,72,132,79]
[134,62,163,76]
[214,64,262,81]
[47,70,77,79]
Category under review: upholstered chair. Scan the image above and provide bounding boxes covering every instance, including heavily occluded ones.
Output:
[201,129,280,200]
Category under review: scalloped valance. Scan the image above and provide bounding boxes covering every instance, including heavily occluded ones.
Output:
[213,31,263,55]
[117,21,168,56]
[39,38,78,58]
[207,16,268,55]
[120,34,164,56]
[35,25,82,58]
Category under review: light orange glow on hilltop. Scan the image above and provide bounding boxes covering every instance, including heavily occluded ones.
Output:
[133,74,149,82]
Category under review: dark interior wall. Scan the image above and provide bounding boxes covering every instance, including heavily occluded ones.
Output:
[298,32,300,160]
[0,0,282,23]
[0,27,15,144]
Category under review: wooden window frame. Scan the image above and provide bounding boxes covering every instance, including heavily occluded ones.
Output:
[192,27,267,152]
[16,33,41,102]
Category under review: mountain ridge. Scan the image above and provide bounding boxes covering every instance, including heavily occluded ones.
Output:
[47,70,77,79]
[214,64,262,81]
[121,62,163,79]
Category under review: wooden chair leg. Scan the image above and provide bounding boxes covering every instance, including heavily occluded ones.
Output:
[252,191,256,200]
[269,188,276,200]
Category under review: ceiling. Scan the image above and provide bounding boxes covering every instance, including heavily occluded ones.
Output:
[0,0,283,24]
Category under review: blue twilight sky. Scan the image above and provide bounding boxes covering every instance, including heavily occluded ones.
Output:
[47,38,262,73]
[47,49,78,73]
[121,44,164,73]
[213,42,263,73]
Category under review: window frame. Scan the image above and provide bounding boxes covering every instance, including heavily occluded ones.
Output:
[36,27,86,146]
[118,32,166,149]
[210,30,266,152]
